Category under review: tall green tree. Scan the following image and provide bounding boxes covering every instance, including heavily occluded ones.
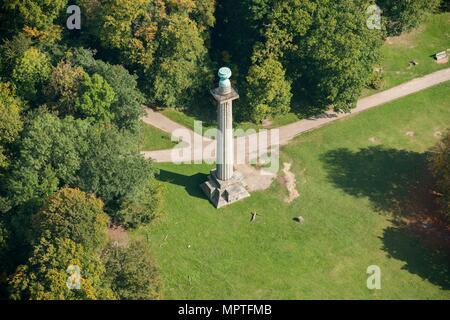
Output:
[75,73,116,123]
[97,0,213,109]
[12,47,52,104]
[245,58,292,123]
[68,48,145,131]
[0,33,32,77]
[76,124,159,226]
[152,13,210,108]
[7,113,89,207]
[0,82,23,169]
[115,179,164,228]
[293,0,382,112]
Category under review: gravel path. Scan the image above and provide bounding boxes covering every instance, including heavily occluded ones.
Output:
[142,68,450,163]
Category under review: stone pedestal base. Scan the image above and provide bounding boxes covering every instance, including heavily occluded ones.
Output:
[200,169,250,208]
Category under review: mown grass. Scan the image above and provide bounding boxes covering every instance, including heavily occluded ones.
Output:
[136,82,450,299]
[375,12,450,92]
[138,123,177,151]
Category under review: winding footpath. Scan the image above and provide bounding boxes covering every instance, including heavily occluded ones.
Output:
[142,68,450,163]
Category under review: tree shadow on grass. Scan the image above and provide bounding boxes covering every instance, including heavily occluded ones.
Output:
[382,221,450,290]
[157,169,208,200]
[321,146,428,216]
[321,146,450,290]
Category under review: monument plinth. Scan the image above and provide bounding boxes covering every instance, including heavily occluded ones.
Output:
[201,67,250,208]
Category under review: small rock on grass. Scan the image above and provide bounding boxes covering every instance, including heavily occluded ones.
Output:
[293,216,305,224]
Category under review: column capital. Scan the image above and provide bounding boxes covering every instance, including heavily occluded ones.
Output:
[210,87,239,103]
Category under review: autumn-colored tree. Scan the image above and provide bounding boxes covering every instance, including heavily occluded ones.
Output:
[3,0,67,30]
[9,237,115,300]
[32,188,109,253]
[46,60,86,116]
[98,0,164,70]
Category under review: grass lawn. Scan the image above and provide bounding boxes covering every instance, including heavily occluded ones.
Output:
[158,13,449,132]
[161,108,216,134]
[138,123,177,151]
[373,12,450,93]
[160,108,264,134]
[136,82,450,299]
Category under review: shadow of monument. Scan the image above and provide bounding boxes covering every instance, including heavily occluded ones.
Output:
[321,146,450,289]
[157,169,208,200]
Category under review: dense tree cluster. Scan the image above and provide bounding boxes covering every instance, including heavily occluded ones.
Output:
[83,0,215,109]
[0,0,164,300]
[213,0,378,121]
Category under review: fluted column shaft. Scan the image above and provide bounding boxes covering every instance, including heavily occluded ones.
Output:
[216,99,234,181]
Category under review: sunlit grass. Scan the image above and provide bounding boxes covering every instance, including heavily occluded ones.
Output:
[136,83,450,299]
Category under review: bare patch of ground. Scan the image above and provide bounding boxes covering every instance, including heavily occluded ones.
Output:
[261,119,273,127]
[237,164,276,192]
[282,162,299,203]
[405,131,416,137]
[385,26,423,46]
[108,225,130,247]
[369,137,380,143]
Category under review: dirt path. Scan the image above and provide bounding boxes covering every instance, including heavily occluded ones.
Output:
[142,107,212,145]
[142,68,450,162]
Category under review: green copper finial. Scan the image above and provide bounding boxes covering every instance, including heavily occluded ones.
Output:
[218,67,232,94]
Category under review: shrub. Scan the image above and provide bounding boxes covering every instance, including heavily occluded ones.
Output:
[115,179,164,228]
[103,239,161,300]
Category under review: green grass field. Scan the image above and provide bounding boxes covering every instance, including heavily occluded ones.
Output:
[155,13,449,132]
[138,123,177,151]
[136,82,450,299]
[376,12,450,92]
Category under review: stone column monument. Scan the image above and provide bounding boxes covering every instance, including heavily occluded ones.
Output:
[201,67,250,208]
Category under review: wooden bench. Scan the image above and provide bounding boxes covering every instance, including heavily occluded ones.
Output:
[435,51,449,64]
